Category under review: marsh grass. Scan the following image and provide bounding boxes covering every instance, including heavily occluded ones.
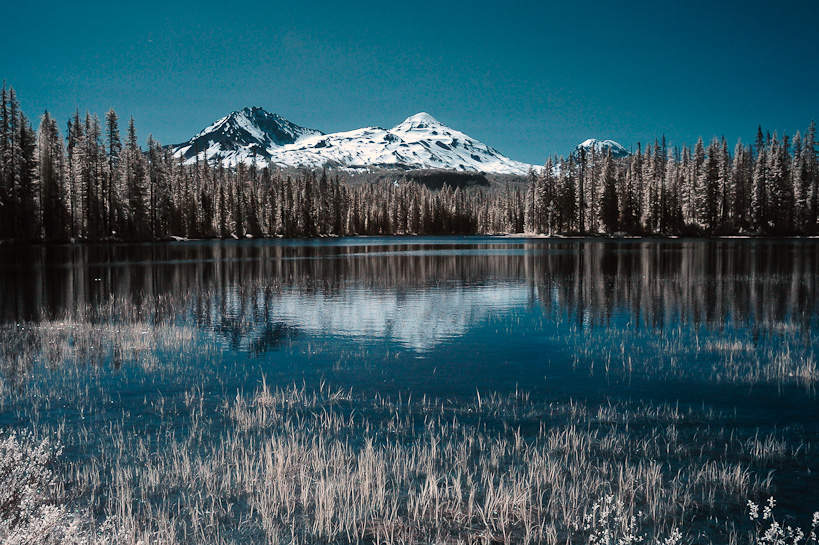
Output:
[564,323,819,390]
[0,300,219,416]
[0,380,807,545]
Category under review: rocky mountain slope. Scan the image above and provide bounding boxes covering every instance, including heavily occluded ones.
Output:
[172,109,533,175]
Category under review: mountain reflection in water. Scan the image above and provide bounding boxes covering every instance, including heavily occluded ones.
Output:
[1,238,816,351]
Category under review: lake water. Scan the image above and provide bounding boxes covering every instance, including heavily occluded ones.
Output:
[1,237,817,541]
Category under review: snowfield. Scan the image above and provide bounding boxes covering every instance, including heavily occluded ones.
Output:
[172,109,534,175]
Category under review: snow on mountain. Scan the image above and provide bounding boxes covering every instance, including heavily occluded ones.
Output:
[172,107,323,164]
[572,139,631,160]
[172,109,534,175]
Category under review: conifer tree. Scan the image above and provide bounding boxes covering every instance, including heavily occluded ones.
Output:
[599,151,619,232]
[122,117,147,238]
[620,161,639,233]
[806,121,819,234]
[37,112,67,239]
[732,141,753,232]
[693,138,707,230]
[66,110,85,238]
[767,132,794,234]
[105,109,121,236]
[0,83,7,239]
[699,138,721,233]
[82,113,106,239]
[680,145,695,226]
[17,115,38,239]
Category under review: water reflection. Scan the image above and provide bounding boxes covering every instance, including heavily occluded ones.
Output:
[1,239,817,352]
[205,285,531,352]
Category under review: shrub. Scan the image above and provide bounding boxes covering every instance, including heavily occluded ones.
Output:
[0,430,88,545]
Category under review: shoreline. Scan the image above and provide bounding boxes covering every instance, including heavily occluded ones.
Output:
[3,232,819,247]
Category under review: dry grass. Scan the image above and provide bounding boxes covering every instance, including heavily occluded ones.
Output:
[564,324,819,390]
[1,381,803,544]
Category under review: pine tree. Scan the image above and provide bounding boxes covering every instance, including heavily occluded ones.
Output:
[0,88,40,239]
[664,147,683,233]
[698,138,721,233]
[646,139,663,232]
[82,113,106,240]
[37,112,67,239]
[577,147,586,233]
[767,132,794,234]
[146,136,172,238]
[679,145,694,226]
[541,159,555,234]
[2,87,24,238]
[792,131,808,231]
[559,157,577,233]
[0,83,9,239]
[717,137,733,231]
[17,115,38,239]
[752,151,767,232]
[659,136,669,233]
[694,138,719,232]
[105,109,121,236]
[599,151,619,232]
[525,169,536,233]
[620,161,639,233]
[732,141,752,232]
[66,110,86,239]
[122,117,147,238]
[806,121,819,234]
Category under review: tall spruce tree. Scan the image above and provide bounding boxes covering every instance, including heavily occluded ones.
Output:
[806,121,819,234]
[599,151,619,232]
[37,111,67,239]
[105,109,121,236]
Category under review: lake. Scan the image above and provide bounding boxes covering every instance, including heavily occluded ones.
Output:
[1,237,817,544]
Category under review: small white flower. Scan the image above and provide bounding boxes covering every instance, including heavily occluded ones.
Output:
[749,500,760,520]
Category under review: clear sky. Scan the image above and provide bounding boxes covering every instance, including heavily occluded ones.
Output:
[3,0,818,165]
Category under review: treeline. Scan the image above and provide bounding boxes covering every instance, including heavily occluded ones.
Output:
[529,128,819,236]
[1,82,817,241]
[0,84,522,241]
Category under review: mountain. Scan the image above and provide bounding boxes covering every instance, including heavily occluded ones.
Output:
[172,109,533,175]
[572,139,630,160]
[172,107,323,164]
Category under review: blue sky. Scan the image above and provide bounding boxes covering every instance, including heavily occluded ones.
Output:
[4,0,818,164]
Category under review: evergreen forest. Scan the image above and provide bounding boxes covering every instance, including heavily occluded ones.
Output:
[1,83,817,242]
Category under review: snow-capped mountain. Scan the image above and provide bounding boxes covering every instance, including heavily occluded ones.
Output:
[172,109,533,175]
[172,107,323,164]
[572,139,630,160]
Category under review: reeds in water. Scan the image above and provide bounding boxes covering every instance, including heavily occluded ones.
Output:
[1,380,811,544]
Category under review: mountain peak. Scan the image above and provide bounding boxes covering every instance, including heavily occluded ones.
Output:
[393,112,445,131]
[573,139,630,159]
[174,108,322,164]
[233,106,284,122]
